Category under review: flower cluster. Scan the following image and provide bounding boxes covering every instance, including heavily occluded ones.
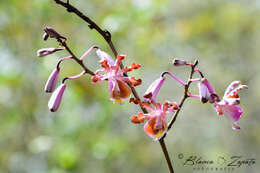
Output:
[129,59,248,140]
[37,27,142,112]
[37,27,248,141]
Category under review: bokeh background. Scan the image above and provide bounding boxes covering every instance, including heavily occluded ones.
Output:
[0,0,259,173]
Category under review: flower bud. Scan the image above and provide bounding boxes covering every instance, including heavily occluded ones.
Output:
[172,59,187,66]
[198,78,217,103]
[198,80,210,103]
[44,26,61,39]
[48,83,66,112]
[37,48,63,57]
[45,68,60,93]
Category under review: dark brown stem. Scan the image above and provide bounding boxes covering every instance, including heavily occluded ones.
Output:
[159,139,174,173]
[166,60,199,132]
[57,38,95,76]
[53,0,118,57]
[53,1,174,173]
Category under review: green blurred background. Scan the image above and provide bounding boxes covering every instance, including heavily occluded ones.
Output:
[0,0,259,173]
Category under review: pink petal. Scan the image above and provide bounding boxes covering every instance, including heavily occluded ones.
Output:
[221,105,243,123]
[96,49,115,66]
[224,81,241,97]
[144,77,165,102]
[198,81,210,103]
[202,78,216,95]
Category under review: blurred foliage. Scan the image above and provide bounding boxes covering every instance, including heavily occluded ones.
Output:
[0,0,259,173]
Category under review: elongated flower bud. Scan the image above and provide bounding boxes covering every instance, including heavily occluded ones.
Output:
[37,48,63,57]
[198,80,210,103]
[48,83,66,112]
[198,78,218,103]
[45,68,60,93]
[172,59,187,66]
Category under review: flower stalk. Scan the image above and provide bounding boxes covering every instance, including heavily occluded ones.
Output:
[36,1,249,173]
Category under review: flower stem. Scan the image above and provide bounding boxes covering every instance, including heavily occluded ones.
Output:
[159,139,174,173]
[52,1,175,173]
[166,60,199,131]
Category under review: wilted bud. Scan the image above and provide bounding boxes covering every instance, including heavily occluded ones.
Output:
[43,33,49,41]
[45,68,60,93]
[172,59,187,66]
[48,83,66,112]
[44,26,61,39]
[37,48,63,57]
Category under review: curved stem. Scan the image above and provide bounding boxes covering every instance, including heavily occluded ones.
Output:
[56,38,95,76]
[166,60,198,132]
[161,71,186,86]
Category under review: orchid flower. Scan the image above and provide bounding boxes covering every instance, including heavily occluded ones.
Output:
[130,77,178,140]
[190,78,248,130]
[92,50,142,104]
[214,81,248,130]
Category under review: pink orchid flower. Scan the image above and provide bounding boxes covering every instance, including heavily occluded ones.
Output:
[214,81,248,130]
[190,78,248,130]
[130,77,178,141]
[92,51,141,104]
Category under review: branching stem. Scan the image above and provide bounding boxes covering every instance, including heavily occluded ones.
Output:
[166,60,199,132]
[52,1,176,173]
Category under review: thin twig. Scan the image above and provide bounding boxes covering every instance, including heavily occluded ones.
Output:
[53,0,118,57]
[52,1,174,173]
[53,0,146,114]
[166,60,199,132]
[56,38,95,76]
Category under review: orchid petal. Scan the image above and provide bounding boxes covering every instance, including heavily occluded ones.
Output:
[227,84,248,97]
[221,105,243,124]
[96,49,115,66]
[144,77,165,102]
[110,79,131,104]
[202,78,216,95]
[224,81,241,97]
[144,116,167,141]
[198,81,210,103]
